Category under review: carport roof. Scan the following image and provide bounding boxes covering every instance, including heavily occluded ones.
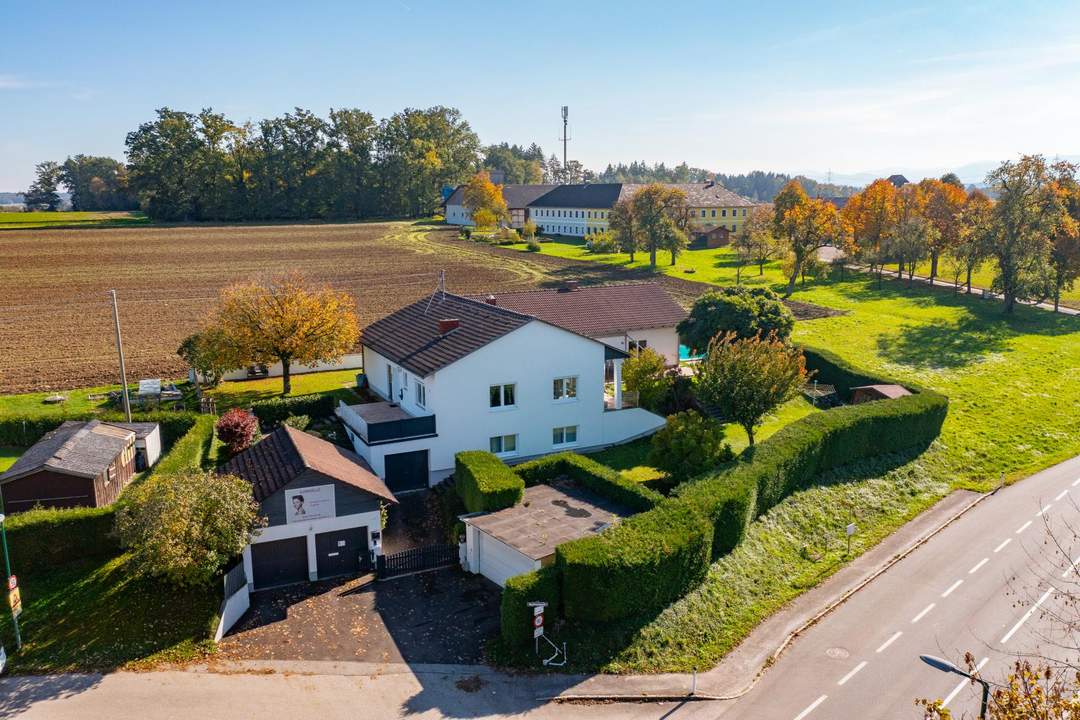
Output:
[464,482,632,561]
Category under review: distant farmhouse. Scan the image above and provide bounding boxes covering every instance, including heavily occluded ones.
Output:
[445,180,757,241]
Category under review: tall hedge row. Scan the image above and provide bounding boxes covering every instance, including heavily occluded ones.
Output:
[455,451,524,513]
[513,452,662,513]
[3,412,211,576]
[500,565,561,646]
[249,394,335,427]
[0,410,199,449]
[531,346,948,626]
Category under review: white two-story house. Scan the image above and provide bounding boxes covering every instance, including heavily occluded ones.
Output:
[335,290,669,493]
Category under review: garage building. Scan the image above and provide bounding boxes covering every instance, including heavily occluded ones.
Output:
[461,482,631,587]
[223,425,398,591]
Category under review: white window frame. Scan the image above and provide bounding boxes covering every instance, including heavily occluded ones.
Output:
[489,382,517,410]
[415,381,426,408]
[552,425,578,448]
[490,433,518,457]
[552,376,578,402]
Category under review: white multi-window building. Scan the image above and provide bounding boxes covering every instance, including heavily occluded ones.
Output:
[444,184,558,229]
[335,286,680,493]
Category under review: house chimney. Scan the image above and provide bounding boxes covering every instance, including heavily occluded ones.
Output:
[485,294,497,305]
[437,318,460,334]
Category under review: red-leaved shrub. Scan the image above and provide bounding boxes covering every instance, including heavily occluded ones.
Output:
[215,408,259,455]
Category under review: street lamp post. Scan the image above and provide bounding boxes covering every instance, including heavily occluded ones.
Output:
[920,654,989,719]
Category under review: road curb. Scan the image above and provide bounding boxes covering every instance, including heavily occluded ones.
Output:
[546,489,992,703]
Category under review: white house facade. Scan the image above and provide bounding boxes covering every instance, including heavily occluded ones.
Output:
[336,291,667,493]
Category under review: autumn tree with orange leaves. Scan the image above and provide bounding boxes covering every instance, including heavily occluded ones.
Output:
[842,178,899,282]
[920,178,968,283]
[209,273,360,395]
[773,180,851,297]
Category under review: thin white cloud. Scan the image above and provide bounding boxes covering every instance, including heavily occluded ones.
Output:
[0,75,28,90]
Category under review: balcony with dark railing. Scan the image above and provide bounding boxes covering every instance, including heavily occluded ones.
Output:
[337,401,437,445]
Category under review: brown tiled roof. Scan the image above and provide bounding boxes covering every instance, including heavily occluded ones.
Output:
[464,482,632,560]
[476,282,687,338]
[221,426,397,504]
[1,420,134,483]
[851,384,912,400]
[360,291,534,377]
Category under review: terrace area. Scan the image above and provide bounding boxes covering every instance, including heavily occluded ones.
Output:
[336,400,437,445]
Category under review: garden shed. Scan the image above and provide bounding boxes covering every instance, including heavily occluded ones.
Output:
[850,384,912,404]
[461,482,630,587]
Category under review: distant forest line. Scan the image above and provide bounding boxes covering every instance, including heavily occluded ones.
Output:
[19,105,863,221]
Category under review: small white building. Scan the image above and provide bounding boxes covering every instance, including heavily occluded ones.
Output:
[336,290,668,493]
[114,422,162,471]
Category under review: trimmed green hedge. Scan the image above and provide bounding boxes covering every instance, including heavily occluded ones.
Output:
[0,411,198,450]
[5,505,120,575]
[455,451,524,513]
[556,498,712,621]
[500,565,561,647]
[803,346,892,400]
[3,412,213,577]
[249,394,335,427]
[543,345,948,625]
[514,452,662,513]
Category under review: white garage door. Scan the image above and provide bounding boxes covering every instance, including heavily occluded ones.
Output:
[477,530,536,587]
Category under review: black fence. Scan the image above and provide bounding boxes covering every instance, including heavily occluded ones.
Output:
[377,543,458,580]
[223,561,247,597]
[366,414,437,444]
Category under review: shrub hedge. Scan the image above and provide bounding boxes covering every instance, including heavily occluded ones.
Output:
[532,345,948,626]
[556,498,713,622]
[514,452,662,513]
[249,394,335,427]
[455,451,524,513]
[803,347,890,400]
[3,412,213,576]
[500,565,561,646]
[0,410,198,450]
[5,505,120,575]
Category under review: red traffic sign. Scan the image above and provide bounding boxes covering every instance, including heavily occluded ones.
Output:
[532,614,544,628]
[7,576,15,591]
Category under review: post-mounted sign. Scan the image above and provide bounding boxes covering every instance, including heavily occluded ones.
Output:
[8,587,21,618]
[6,576,14,592]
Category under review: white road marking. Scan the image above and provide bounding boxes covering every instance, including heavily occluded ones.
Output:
[1062,555,1080,579]
[969,558,989,574]
[1001,587,1055,643]
[912,603,936,623]
[1037,504,1052,516]
[1016,520,1033,534]
[793,694,828,720]
[942,657,989,707]
[942,579,964,597]
[995,538,1012,552]
[1073,477,1080,487]
[876,631,903,653]
[1056,489,1069,501]
[837,661,867,686]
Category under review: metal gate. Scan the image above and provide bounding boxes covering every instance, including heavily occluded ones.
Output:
[377,543,458,580]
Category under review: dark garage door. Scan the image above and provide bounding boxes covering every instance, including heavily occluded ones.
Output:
[384,450,428,493]
[251,536,308,590]
[315,526,370,579]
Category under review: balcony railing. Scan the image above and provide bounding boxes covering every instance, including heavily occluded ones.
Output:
[604,389,639,411]
[364,414,437,443]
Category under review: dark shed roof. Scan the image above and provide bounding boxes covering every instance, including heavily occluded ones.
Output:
[477,283,687,338]
[222,426,397,504]
[1,420,133,483]
[445,184,560,209]
[526,183,625,209]
[360,292,534,377]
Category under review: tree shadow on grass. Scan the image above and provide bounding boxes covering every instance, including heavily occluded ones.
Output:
[876,314,1015,370]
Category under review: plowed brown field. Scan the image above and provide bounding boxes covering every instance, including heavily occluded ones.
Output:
[0,221,557,393]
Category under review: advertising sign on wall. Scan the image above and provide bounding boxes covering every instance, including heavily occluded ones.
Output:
[285,485,335,524]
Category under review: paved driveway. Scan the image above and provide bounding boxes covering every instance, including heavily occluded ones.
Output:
[218,568,501,664]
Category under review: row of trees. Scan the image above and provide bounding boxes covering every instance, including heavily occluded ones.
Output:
[23,155,138,211]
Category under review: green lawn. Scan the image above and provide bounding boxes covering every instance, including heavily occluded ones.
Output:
[208,368,362,410]
[589,396,821,484]
[0,210,149,230]
[909,259,1080,309]
[0,446,21,472]
[0,553,219,673]
[0,384,121,417]
[508,235,791,288]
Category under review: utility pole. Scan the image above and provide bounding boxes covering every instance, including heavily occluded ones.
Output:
[559,106,570,174]
[110,289,132,422]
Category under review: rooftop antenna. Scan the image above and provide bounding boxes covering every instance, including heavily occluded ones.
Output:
[559,106,571,174]
[425,270,446,314]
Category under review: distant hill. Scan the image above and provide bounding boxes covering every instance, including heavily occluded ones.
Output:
[0,192,24,206]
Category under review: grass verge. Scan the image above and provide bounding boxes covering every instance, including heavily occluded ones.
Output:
[208,369,361,410]
[0,210,149,230]
[0,446,20,472]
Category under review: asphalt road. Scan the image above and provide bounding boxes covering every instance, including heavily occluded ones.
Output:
[715,453,1080,719]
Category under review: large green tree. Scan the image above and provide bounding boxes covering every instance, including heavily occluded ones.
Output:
[677,286,794,352]
[628,183,689,267]
[23,161,62,211]
[60,155,137,211]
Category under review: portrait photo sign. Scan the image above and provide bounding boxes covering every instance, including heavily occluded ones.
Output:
[285,484,335,523]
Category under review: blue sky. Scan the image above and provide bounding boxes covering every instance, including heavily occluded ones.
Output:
[3,0,1080,189]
